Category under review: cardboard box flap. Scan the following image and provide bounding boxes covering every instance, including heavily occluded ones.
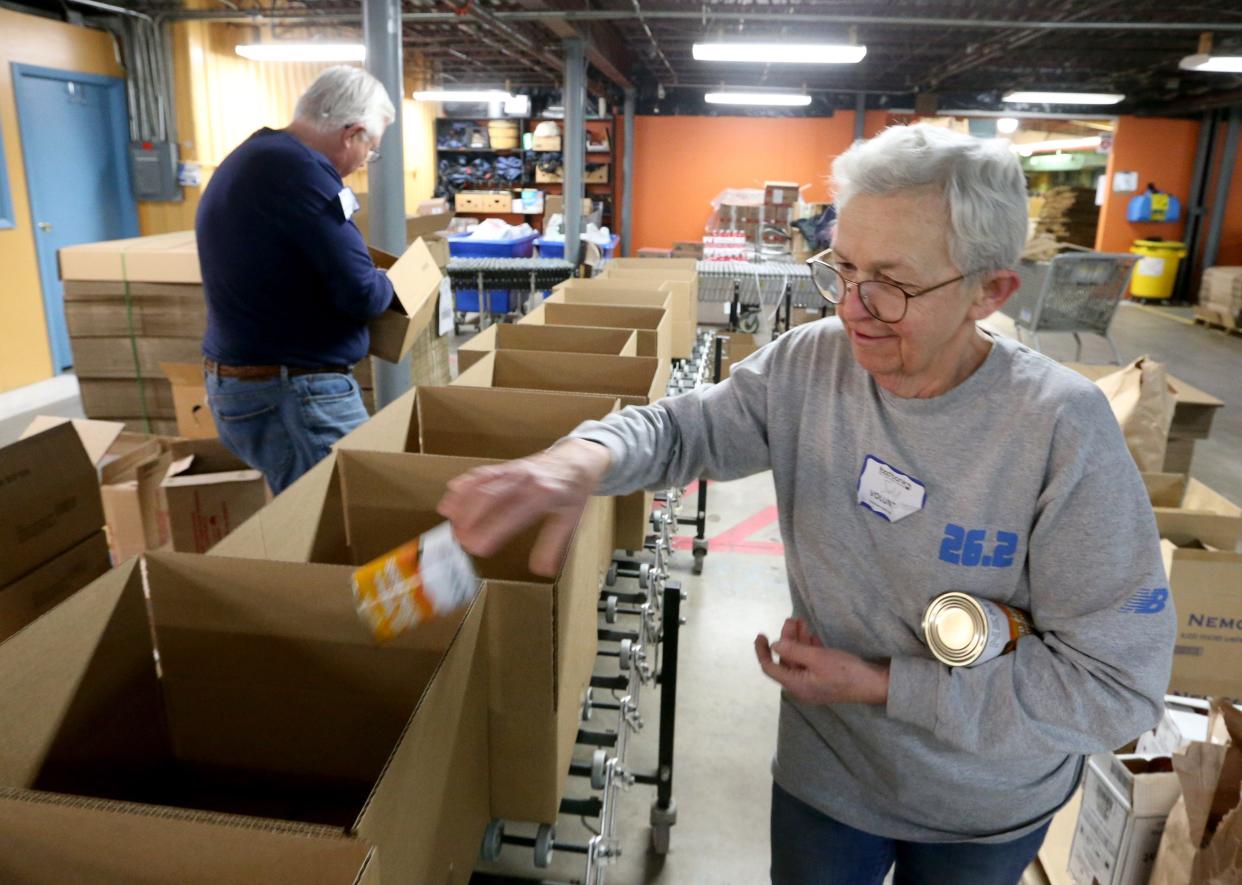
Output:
[0,560,152,786]
[164,464,264,488]
[160,362,205,387]
[376,238,442,321]
[404,212,454,240]
[336,388,419,453]
[165,439,251,476]
[0,788,377,884]
[354,592,489,880]
[20,415,125,466]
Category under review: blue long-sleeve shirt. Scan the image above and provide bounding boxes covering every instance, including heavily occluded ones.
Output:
[197,128,394,367]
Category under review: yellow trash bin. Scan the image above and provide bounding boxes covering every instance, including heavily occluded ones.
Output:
[1129,240,1186,300]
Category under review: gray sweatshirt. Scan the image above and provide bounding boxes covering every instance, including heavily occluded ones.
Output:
[571,319,1175,843]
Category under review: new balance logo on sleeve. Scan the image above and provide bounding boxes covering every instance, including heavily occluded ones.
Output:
[1119,588,1169,614]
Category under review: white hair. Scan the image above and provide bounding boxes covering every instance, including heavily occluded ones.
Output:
[831,124,1029,274]
[294,66,395,139]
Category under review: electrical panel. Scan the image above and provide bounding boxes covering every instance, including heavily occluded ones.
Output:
[129,140,181,201]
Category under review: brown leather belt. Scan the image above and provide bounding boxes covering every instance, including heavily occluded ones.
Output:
[203,359,352,380]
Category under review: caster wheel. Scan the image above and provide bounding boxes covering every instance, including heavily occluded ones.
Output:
[605,562,618,586]
[692,553,704,576]
[591,749,609,790]
[534,824,556,868]
[604,595,618,624]
[650,822,671,855]
[638,563,650,590]
[739,313,760,334]
[619,638,634,671]
[480,818,505,862]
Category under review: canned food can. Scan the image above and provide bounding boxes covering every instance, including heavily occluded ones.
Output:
[921,591,1036,667]
[352,522,480,642]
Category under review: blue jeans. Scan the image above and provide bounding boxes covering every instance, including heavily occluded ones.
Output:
[205,368,369,495]
[770,783,1049,885]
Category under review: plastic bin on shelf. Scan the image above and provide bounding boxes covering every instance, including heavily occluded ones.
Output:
[447,232,539,314]
[536,234,620,261]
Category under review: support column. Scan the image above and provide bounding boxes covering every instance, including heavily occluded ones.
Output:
[562,37,587,266]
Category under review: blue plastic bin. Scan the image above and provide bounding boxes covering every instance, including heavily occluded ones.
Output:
[447,232,539,314]
[536,234,620,260]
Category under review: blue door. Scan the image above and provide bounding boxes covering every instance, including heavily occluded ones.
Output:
[12,64,139,373]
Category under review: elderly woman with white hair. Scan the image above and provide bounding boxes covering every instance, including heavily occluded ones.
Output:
[439,123,1174,884]
[198,66,396,494]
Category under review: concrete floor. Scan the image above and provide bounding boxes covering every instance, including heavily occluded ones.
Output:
[0,301,1238,883]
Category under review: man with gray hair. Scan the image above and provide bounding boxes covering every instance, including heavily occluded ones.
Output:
[438,124,1174,883]
[197,65,396,494]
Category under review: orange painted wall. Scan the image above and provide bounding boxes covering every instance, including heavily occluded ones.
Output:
[1216,146,1242,266]
[629,112,889,250]
[1095,116,1201,254]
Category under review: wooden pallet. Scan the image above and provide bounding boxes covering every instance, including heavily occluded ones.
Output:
[1193,306,1242,336]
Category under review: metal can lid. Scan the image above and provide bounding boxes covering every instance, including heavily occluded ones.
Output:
[922,592,989,666]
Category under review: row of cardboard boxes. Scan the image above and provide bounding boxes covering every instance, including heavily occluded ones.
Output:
[0,257,702,882]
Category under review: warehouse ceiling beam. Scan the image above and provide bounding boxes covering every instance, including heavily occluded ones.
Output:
[511,0,634,90]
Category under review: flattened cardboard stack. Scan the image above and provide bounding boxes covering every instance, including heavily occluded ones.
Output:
[1034,186,1099,248]
[1196,266,1242,330]
[0,421,113,643]
[59,228,453,435]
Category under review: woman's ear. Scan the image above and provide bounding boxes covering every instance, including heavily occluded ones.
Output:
[969,269,1021,320]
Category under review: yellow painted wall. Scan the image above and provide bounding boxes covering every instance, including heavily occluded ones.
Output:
[0,8,124,392]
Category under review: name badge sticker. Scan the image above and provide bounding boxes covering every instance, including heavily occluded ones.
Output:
[338,186,361,221]
[857,455,926,523]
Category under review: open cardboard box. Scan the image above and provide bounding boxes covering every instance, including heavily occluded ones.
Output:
[366,239,444,363]
[1162,539,1242,699]
[160,362,217,439]
[213,447,608,824]
[1143,473,1242,551]
[597,263,698,313]
[457,324,638,374]
[520,302,672,394]
[160,439,269,554]
[554,277,695,358]
[0,552,488,883]
[453,352,663,550]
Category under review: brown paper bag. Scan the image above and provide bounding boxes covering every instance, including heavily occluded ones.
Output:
[1150,701,1242,884]
[1095,356,1176,473]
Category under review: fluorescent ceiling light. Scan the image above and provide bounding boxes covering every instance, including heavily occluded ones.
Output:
[705,91,812,107]
[1015,136,1103,156]
[1002,90,1124,105]
[996,117,1020,135]
[693,42,866,64]
[1179,53,1242,73]
[235,43,365,62]
[413,89,514,103]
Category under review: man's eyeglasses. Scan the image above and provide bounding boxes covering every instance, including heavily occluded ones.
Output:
[805,248,967,324]
[346,125,382,163]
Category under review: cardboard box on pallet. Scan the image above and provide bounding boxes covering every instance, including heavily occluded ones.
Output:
[0,553,489,884]
[160,439,269,554]
[520,302,672,393]
[550,279,694,358]
[453,351,664,551]
[58,230,201,284]
[212,449,607,825]
[63,280,206,339]
[457,324,638,374]
[1162,539,1242,699]
[1142,472,1242,551]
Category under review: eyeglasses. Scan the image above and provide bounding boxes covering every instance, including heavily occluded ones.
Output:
[805,248,967,324]
[345,125,382,163]
[365,143,382,163]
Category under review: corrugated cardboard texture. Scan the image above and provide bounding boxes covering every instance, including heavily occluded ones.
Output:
[457,323,638,374]
[162,440,267,554]
[80,378,178,420]
[554,278,693,357]
[0,531,110,643]
[58,231,200,284]
[63,280,206,339]
[367,239,444,363]
[0,422,104,587]
[453,350,662,407]
[526,301,672,370]
[73,336,201,379]
[1164,544,1242,698]
[1152,478,1242,551]
[19,415,124,465]
[161,362,218,440]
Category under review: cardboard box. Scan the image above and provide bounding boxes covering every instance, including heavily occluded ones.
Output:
[0,422,107,588]
[553,278,695,358]
[452,352,663,551]
[1143,473,1242,550]
[521,302,672,391]
[1067,754,1180,885]
[671,241,705,259]
[716,332,762,379]
[0,553,489,883]
[211,449,607,824]
[1162,540,1242,698]
[454,191,509,213]
[532,135,561,151]
[100,436,177,562]
[764,181,801,207]
[366,239,445,363]
[457,323,638,374]
[0,531,110,642]
[58,230,200,284]
[160,362,217,440]
[73,336,201,379]
[160,439,268,554]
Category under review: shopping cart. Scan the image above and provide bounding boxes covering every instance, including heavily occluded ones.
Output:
[1012,252,1138,364]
